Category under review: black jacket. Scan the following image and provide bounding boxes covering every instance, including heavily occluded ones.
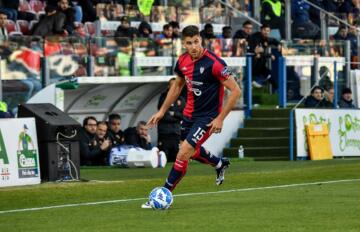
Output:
[304,95,332,108]
[59,7,75,34]
[108,129,125,147]
[157,91,185,138]
[124,127,152,150]
[32,11,66,36]
[78,128,104,166]
[338,98,356,108]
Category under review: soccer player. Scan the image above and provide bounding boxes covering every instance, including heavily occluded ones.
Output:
[142,25,241,208]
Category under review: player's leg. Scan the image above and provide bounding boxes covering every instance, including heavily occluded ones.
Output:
[163,140,195,191]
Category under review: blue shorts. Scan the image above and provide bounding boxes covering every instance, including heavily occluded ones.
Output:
[180,116,213,148]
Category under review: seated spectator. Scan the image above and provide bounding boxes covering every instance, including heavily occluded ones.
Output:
[107,113,125,146]
[0,11,8,39]
[339,0,360,24]
[32,5,65,37]
[304,86,332,108]
[78,0,97,23]
[115,16,138,38]
[124,121,152,150]
[157,23,173,40]
[219,26,232,39]
[169,21,180,39]
[233,20,253,43]
[138,21,153,38]
[0,0,18,21]
[249,24,280,88]
[57,0,76,35]
[325,87,335,106]
[331,25,358,56]
[200,23,216,40]
[79,116,108,166]
[292,0,320,39]
[96,121,111,165]
[338,87,356,108]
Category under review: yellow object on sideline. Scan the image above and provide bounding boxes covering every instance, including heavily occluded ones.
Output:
[306,123,333,160]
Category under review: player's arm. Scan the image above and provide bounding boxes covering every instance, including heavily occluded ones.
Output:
[208,76,241,134]
[147,76,185,127]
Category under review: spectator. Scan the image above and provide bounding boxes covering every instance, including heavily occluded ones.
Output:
[107,113,125,147]
[32,5,65,37]
[219,26,232,39]
[77,0,97,23]
[0,0,18,21]
[95,121,111,165]
[138,21,153,38]
[292,0,320,39]
[332,25,358,56]
[249,24,280,88]
[169,21,180,39]
[304,86,332,108]
[261,0,285,39]
[338,87,356,108]
[0,11,8,39]
[200,23,216,40]
[158,23,173,39]
[325,87,335,105]
[57,0,76,35]
[115,16,138,38]
[79,116,107,165]
[157,78,185,162]
[233,20,253,43]
[318,66,334,92]
[339,0,360,24]
[124,121,152,150]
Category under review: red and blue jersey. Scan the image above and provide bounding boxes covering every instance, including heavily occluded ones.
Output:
[174,49,232,119]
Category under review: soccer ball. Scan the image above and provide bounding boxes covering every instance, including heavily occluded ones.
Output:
[149,187,173,210]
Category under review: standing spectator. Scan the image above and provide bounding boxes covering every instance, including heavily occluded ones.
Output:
[124,121,152,150]
[78,0,97,23]
[338,87,356,108]
[0,11,8,39]
[157,78,185,162]
[32,5,66,36]
[57,0,76,35]
[0,0,18,21]
[79,116,108,165]
[292,0,320,39]
[304,86,332,108]
[261,0,285,39]
[107,113,125,147]
[95,121,111,165]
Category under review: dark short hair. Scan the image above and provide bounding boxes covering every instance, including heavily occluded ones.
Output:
[163,24,172,30]
[222,26,232,32]
[242,20,252,27]
[342,87,352,95]
[261,23,271,30]
[182,25,200,39]
[311,86,324,94]
[169,21,180,29]
[83,116,97,127]
[137,121,147,128]
[97,121,108,128]
[108,113,121,122]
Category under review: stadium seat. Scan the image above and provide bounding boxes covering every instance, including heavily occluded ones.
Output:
[85,22,96,36]
[16,20,30,35]
[19,0,33,12]
[5,20,17,34]
[30,0,45,13]
[29,20,38,31]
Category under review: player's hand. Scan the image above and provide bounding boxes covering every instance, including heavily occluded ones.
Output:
[207,117,223,134]
[147,111,165,128]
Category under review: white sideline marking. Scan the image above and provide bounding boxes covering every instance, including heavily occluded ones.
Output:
[0,178,359,215]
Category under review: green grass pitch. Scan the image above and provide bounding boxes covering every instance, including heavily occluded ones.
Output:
[1,159,360,232]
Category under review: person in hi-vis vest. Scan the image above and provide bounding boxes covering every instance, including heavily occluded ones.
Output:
[261,0,285,39]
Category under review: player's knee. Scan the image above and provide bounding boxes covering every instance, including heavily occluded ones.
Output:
[176,141,195,160]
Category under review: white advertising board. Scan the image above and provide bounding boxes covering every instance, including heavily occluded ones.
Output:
[0,118,41,187]
[295,109,360,158]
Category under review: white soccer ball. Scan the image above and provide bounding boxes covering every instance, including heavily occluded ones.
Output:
[149,187,173,210]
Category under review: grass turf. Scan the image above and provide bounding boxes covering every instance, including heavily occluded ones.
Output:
[0,159,360,232]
